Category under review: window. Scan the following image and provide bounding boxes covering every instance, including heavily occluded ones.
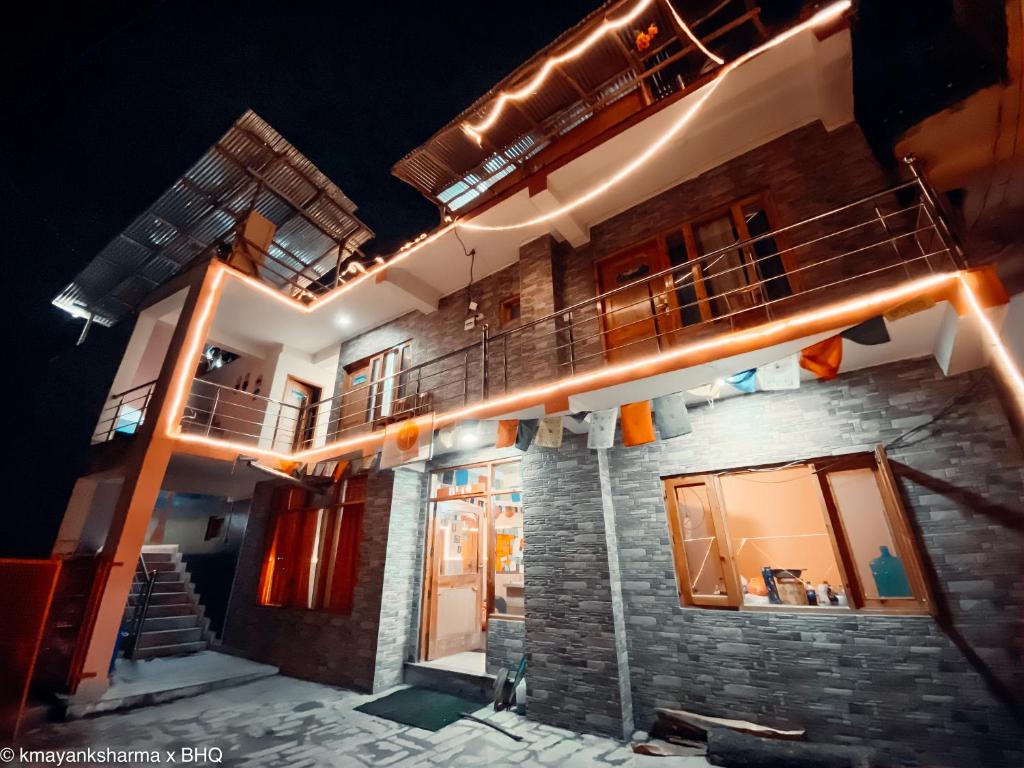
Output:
[499,295,521,327]
[204,516,225,541]
[257,476,365,613]
[340,342,412,433]
[663,448,931,614]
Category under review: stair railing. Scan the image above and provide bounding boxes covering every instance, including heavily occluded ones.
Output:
[123,555,157,661]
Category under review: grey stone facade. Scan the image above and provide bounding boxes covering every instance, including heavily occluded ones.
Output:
[520,436,631,739]
[486,618,526,676]
[584,358,1022,766]
[223,467,422,692]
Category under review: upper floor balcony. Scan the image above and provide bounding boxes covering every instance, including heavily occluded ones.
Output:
[87,168,992,464]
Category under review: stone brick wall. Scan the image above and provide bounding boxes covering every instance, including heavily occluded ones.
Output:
[486,618,525,676]
[520,435,630,738]
[554,121,904,372]
[591,358,1022,766]
[222,467,412,692]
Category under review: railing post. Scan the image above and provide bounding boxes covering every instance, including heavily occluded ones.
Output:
[204,387,221,436]
[105,395,121,443]
[481,324,489,400]
[566,310,576,374]
[903,155,967,269]
[140,386,153,427]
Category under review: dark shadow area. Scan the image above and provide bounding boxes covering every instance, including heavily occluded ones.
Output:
[891,460,1024,724]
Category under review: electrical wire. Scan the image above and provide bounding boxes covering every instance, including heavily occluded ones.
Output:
[712,372,988,484]
[453,227,477,311]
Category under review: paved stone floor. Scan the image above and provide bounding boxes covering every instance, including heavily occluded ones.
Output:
[20,676,711,767]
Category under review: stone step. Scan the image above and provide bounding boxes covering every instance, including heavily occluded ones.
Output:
[140,560,179,573]
[138,627,204,649]
[145,603,198,618]
[147,591,193,606]
[140,551,176,563]
[133,640,208,660]
[403,661,494,704]
[154,569,185,583]
[143,614,200,632]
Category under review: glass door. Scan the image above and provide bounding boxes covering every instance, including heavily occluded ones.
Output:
[425,498,486,660]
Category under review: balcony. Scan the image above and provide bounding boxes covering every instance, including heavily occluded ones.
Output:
[165,172,968,460]
[92,381,157,444]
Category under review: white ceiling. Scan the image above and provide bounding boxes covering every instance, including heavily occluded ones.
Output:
[205,26,854,359]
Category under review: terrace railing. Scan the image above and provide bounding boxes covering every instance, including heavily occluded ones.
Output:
[169,167,963,456]
[91,380,157,444]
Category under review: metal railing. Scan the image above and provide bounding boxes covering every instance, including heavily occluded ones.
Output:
[91,380,157,444]
[172,169,962,456]
[122,555,157,661]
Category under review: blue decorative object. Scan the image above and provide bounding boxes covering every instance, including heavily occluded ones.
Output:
[511,492,522,503]
[454,468,470,486]
[870,546,912,597]
[726,369,758,394]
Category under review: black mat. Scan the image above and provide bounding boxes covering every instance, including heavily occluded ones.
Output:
[354,687,481,731]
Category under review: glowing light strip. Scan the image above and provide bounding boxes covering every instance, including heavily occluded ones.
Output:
[956,273,1024,417]
[663,0,726,65]
[460,0,851,232]
[163,265,226,433]
[182,270,953,465]
[461,0,726,144]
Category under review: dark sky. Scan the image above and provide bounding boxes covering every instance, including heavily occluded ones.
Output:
[2,0,597,359]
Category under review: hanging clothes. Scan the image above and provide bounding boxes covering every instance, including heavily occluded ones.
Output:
[800,335,843,380]
[652,392,692,439]
[620,401,655,446]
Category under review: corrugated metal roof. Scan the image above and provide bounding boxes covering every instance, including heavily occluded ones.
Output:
[392,0,770,212]
[53,109,375,326]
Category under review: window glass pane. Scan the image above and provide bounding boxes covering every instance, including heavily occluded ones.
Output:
[431,465,490,498]
[666,232,701,326]
[719,466,846,608]
[827,468,911,599]
[693,215,754,317]
[743,204,792,301]
[492,461,521,491]
[674,483,728,598]
[435,500,481,577]
[492,493,524,616]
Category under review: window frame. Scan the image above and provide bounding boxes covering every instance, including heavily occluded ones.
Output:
[663,447,933,615]
[257,475,366,615]
[342,341,413,431]
[499,294,522,328]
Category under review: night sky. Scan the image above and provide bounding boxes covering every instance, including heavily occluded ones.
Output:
[3,0,596,361]
[2,0,594,553]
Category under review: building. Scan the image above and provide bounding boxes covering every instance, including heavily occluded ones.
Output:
[15,1,1024,765]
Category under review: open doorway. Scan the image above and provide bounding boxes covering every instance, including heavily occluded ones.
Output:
[419,459,523,673]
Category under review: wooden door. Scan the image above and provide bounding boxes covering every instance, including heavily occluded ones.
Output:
[340,362,372,434]
[424,498,486,660]
[284,376,320,450]
[596,240,679,362]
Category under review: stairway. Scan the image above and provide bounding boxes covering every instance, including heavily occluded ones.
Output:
[127,545,211,660]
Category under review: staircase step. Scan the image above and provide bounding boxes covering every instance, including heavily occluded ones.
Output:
[147,591,193,605]
[154,570,185,583]
[133,640,207,659]
[138,627,204,648]
[140,561,178,573]
[143,615,200,631]
[140,551,176,563]
[145,603,198,617]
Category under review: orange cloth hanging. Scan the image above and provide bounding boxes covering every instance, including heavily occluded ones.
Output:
[496,419,519,448]
[620,401,655,446]
[800,335,843,380]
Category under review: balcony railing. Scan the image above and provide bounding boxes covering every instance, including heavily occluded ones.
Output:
[92,380,157,444]
[171,168,962,457]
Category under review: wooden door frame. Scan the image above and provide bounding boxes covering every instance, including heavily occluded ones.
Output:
[594,238,680,360]
[284,375,321,451]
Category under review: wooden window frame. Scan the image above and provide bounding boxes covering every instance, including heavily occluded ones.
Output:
[663,447,933,616]
[342,341,412,430]
[499,294,522,327]
[257,475,366,615]
[592,191,798,356]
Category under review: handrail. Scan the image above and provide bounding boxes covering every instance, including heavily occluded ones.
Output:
[174,171,962,455]
[123,557,157,661]
[108,379,158,401]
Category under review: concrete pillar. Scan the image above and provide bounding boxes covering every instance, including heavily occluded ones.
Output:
[72,263,224,700]
[521,433,634,738]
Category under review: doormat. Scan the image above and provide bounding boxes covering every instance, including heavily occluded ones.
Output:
[354,687,481,732]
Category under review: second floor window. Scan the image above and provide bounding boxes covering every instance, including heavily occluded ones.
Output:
[340,342,412,432]
[597,193,794,361]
